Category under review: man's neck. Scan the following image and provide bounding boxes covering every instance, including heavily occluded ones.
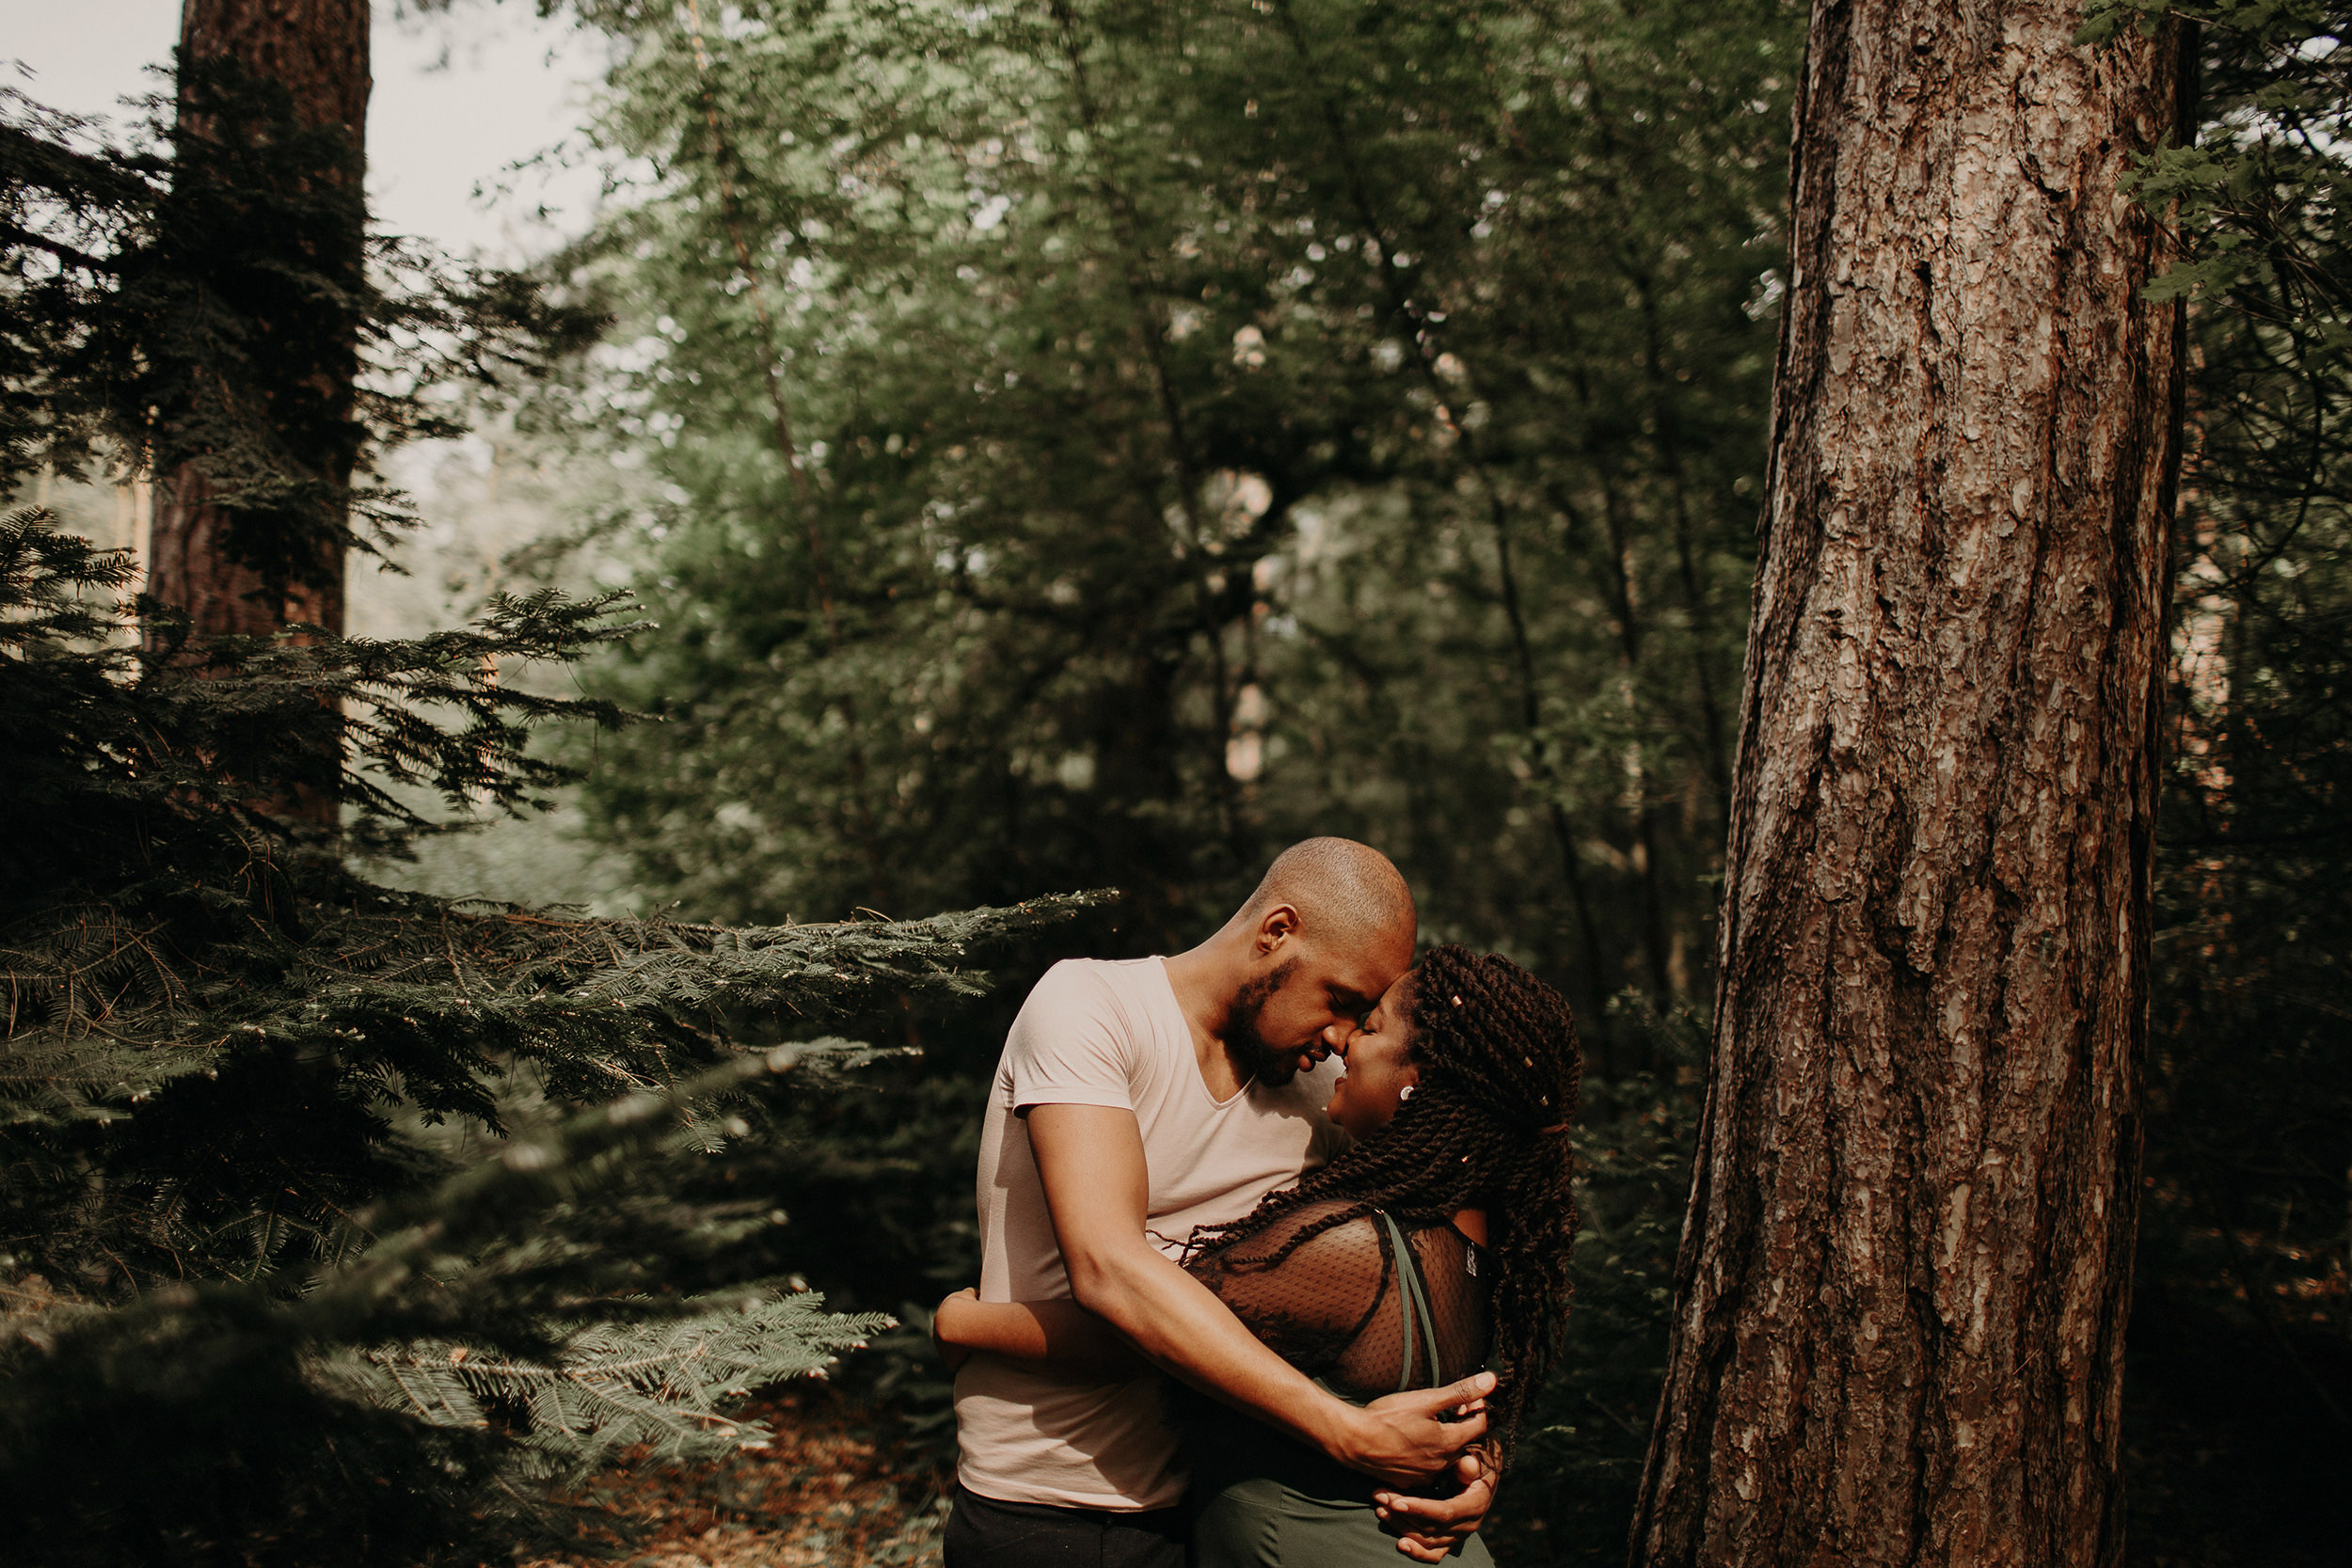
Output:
[1161,940,1252,1101]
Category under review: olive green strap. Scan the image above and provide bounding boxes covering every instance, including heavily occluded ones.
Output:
[1393,1220,1444,1387]
[1375,1211,1442,1393]
[1375,1212,1416,1393]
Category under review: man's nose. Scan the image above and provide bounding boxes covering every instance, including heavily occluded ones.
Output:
[1324,1020,1355,1057]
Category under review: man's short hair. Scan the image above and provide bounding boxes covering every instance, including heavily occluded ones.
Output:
[1238,837,1416,948]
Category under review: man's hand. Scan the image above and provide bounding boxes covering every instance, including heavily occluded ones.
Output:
[1334,1371,1494,1489]
[1376,1448,1498,1561]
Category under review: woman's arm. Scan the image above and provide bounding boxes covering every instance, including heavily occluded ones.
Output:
[931,1288,1149,1378]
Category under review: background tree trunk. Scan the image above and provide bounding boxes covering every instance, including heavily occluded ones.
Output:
[146,0,370,645]
[1628,7,2186,1566]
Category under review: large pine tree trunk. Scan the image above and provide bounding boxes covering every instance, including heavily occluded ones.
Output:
[146,0,370,645]
[1627,7,2186,1566]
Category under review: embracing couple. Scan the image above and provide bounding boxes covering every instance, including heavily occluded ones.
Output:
[931,838,1582,1566]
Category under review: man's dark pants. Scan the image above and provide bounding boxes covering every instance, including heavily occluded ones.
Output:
[945,1482,1184,1568]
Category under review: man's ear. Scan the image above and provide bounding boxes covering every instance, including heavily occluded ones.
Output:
[1255,902,1300,956]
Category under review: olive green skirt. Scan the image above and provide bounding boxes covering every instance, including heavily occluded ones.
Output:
[1183,1402,1495,1568]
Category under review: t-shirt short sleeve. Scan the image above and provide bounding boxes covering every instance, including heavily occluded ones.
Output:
[1004,959,1139,1113]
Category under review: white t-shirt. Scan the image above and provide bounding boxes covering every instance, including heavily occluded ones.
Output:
[954,957,1346,1511]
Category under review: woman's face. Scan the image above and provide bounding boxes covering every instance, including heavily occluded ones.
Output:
[1325,977,1420,1139]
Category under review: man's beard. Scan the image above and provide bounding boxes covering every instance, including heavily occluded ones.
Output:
[1225,958,1302,1086]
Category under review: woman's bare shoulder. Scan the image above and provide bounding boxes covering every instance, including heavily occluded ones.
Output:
[1208,1198,1380,1269]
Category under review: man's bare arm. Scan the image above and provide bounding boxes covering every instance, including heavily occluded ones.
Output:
[1025,1102,1491,1489]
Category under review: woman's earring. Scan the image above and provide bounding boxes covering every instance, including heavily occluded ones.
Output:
[1398,1085,1416,1101]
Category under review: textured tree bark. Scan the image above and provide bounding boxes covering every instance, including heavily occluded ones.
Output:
[179,0,370,136]
[147,0,370,646]
[1627,7,2186,1567]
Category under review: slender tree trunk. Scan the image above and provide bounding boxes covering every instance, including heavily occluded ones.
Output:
[147,0,370,646]
[1629,7,2186,1567]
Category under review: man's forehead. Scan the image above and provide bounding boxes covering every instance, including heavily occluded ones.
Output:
[1316,937,1413,998]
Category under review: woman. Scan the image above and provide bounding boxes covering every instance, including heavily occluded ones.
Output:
[934,944,1581,1565]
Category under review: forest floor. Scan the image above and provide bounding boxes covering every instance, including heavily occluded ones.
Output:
[524,1386,950,1568]
[507,1360,2352,1568]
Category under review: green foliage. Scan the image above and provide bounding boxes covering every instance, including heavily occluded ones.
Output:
[532,1,1796,1528]
[1484,1004,1703,1561]
[2074,5,2352,1558]
[0,495,1106,1560]
[0,1047,889,1567]
[1,65,597,591]
[536,1,2352,1560]
[0,60,1114,1567]
[2074,0,2185,44]
[336,1291,869,1473]
[532,0,1794,1528]
[549,0,1797,1061]
[1,508,638,877]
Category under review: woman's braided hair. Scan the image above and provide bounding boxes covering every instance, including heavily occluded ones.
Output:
[1186,943,1581,1452]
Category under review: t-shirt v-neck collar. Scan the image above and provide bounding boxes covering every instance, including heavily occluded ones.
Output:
[1147,955,1256,1111]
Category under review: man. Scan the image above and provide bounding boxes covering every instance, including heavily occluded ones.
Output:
[947,838,1496,1567]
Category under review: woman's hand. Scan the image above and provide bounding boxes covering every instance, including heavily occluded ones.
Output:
[930,1289,1147,1380]
[931,1287,979,1375]
[1375,1445,1498,1560]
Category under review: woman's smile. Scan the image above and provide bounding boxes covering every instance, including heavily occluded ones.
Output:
[1325,979,1421,1138]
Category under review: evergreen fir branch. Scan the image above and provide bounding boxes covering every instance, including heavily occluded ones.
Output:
[564,894,1116,1015]
[0,509,138,641]
[1,1047,902,1563]
[0,1033,220,1127]
[2,895,1106,1104]
[288,1043,869,1330]
[339,1291,892,1476]
[2,885,1106,1284]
